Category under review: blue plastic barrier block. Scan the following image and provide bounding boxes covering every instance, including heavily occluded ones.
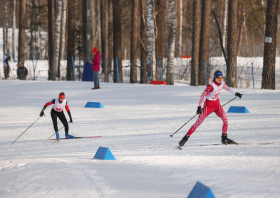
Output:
[187,181,215,198]
[85,102,104,108]
[94,147,116,160]
[82,62,93,81]
[227,106,249,113]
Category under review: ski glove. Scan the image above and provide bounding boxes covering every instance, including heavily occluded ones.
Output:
[197,106,202,114]
[235,92,243,99]
[69,118,73,123]
[40,110,45,117]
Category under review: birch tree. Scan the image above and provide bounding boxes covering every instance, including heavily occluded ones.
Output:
[2,0,8,57]
[58,0,67,79]
[51,0,62,80]
[262,0,279,89]
[191,0,201,86]
[130,0,139,83]
[103,0,109,82]
[166,0,176,85]
[222,0,228,54]
[146,0,155,82]
[140,0,147,84]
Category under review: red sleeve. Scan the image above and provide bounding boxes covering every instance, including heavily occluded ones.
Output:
[65,101,70,112]
[44,99,55,109]
[198,85,214,106]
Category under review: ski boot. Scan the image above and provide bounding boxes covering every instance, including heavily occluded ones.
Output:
[221,134,236,144]
[55,132,60,140]
[178,135,189,148]
[66,133,74,139]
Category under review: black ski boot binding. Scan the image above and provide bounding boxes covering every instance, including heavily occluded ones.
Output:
[179,135,189,148]
[221,134,236,144]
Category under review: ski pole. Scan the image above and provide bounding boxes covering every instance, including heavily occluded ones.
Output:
[170,96,238,137]
[47,121,70,139]
[11,117,41,145]
[170,114,198,137]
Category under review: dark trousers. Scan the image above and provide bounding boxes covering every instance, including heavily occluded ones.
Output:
[93,71,99,87]
[51,109,69,134]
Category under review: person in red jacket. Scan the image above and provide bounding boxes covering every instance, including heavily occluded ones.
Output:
[92,47,100,90]
[178,70,243,148]
[39,92,74,140]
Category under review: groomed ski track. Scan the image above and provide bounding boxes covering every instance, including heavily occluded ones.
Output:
[0,81,280,198]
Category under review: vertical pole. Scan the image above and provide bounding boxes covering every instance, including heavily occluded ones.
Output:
[72,56,76,81]
[159,59,162,80]
[204,60,207,87]
[13,0,16,61]
[251,63,255,89]
[86,0,90,62]
[33,50,35,80]
[116,56,119,83]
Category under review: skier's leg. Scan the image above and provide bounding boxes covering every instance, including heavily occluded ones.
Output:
[214,104,228,134]
[51,109,59,132]
[186,105,212,136]
[57,111,69,133]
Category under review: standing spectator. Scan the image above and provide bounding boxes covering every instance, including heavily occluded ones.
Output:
[17,62,28,80]
[92,47,100,90]
[3,55,10,79]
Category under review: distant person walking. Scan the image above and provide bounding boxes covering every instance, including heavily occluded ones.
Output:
[17,62,28,80]
[92,47,100,90]
[3,55,10,79]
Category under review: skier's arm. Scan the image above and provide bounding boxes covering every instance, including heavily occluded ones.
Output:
[223,83,236,94]
[65,102,73,123]
[198,85,213,106]
[223,83,243,99]
[40,99,55,117]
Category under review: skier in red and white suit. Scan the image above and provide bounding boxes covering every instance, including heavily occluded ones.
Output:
[179,70,243,147]
[39,92,74,140]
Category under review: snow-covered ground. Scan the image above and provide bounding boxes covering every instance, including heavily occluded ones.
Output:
[0,80,280,198]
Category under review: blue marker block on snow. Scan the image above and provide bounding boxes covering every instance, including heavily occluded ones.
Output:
[187,181,215,198]
[94,147,116,160]
[85,102,104,108]
[227,106,249,113]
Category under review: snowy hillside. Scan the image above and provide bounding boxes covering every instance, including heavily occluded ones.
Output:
[0,80,280,198]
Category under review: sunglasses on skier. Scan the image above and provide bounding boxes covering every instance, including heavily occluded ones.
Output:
[216,76,223,80]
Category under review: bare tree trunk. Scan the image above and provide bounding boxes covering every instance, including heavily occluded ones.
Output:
[174,0,179,57]
[18,0,27,64]
[237,9,245,56]
[113,0,123,83]
[48,0,55,80]
[67,0,76,80]
[82,0,87,59]
[12,0,16,61]
[101,0,105,73]
[130,0,139,83]
[59,0,67,79]
[140,0,147,84]
[182,0,187,56]
[198,0,211,86]
[166,0,176,85]
[156,0,166,80]
[191,0,201,86]
[226,0,238,87]
[52,0,62,81]
[146,0,155,82]
[2,0,8,56]
[108,0,113,73]
[103,0,109,82]
[178,0,182,57]
[262,0,278,89]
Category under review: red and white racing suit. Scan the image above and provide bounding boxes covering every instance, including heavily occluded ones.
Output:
[186,81,236,136]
